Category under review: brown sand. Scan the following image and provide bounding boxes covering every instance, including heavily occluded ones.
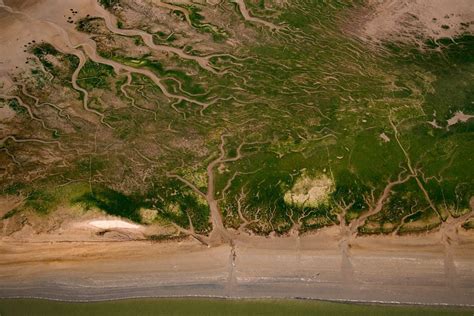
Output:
[350,0,474,44]
[0,227,473,305]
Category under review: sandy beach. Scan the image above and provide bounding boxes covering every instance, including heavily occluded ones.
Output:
[1,228,473,306]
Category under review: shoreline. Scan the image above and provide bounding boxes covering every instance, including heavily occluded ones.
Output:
[1,228,473,306]
[5,289,469,306]
[1,295,474,308]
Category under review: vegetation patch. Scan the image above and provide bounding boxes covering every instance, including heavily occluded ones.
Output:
[77,60,115,90]
[98,0,120,9]
[73,186,145,223]
[1,0,473,238]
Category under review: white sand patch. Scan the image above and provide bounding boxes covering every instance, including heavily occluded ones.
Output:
[88,220,141,230]
[284,173,334,207]
[379,132,390,142]
[427,119,442,129]
[447,111,474,127]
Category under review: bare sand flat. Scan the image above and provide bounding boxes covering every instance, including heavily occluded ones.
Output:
[1,230,473,306]
[351,0,474,44]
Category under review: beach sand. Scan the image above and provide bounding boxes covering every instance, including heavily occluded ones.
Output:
[1,228,473,306]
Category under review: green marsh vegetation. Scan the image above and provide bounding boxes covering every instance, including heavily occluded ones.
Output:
[1,0,473,237]
[73,186,144,223]
[98,0,120,9]
[77,60,115,90]
[30,43,79,80]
